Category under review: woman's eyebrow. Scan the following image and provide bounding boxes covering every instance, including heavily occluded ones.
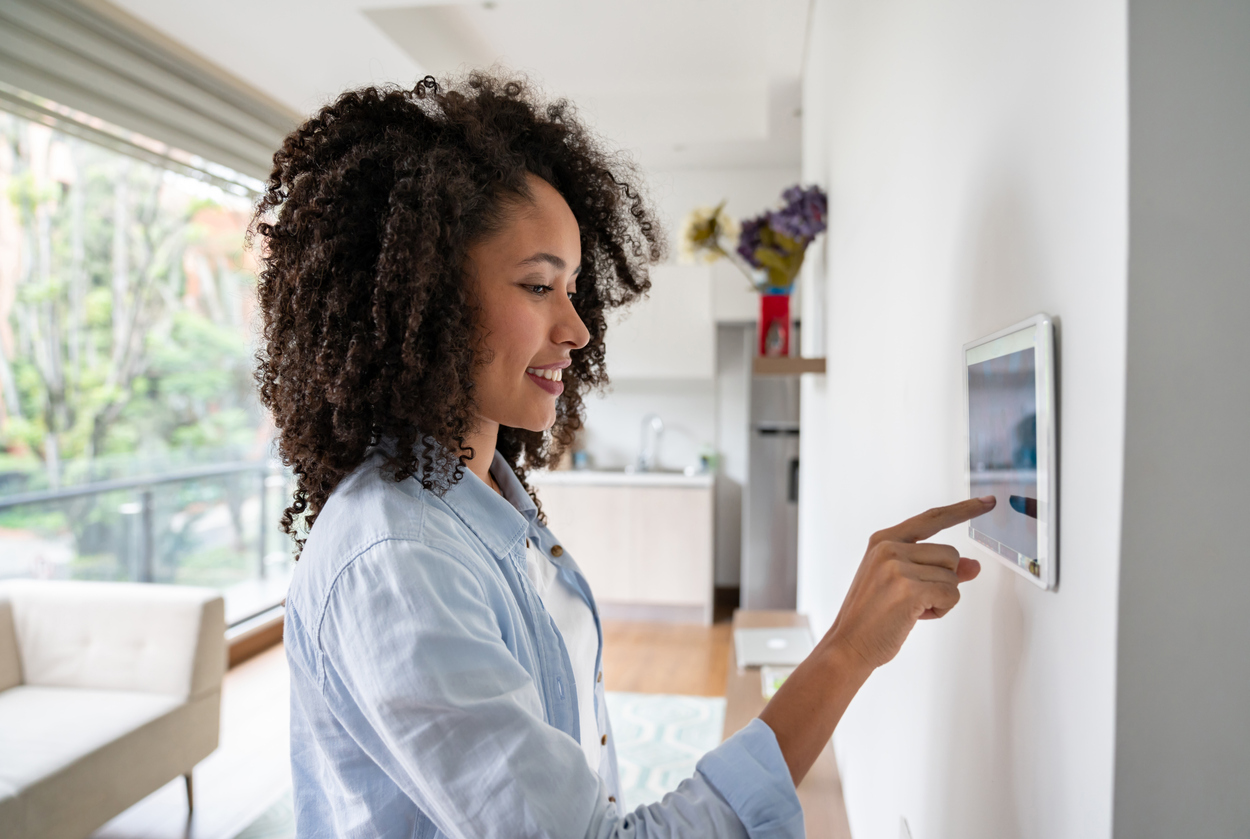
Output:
[517,252,581,275]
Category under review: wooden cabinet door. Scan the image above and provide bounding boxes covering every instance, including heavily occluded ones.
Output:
[625,487,712,606]
[535,483,713,614]
[537,484,631,603]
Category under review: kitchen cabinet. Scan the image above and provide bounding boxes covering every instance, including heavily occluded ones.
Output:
[531,471,714,624]
[606,264,714,379]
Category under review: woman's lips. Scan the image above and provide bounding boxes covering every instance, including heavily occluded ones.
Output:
[525,365,564,395]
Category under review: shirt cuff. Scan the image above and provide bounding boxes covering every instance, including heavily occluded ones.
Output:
[695,717,805,838]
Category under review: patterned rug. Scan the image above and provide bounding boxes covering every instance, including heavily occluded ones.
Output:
[234,692,725,837]
[604,692,726,809]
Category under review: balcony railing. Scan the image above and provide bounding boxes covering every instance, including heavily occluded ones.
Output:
[0,461,293,627]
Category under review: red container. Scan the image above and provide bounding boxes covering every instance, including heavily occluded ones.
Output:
[758,294,791,357]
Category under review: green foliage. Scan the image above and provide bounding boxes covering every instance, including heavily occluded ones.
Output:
[751,228,807,291]
[0,112,262,483]
[0,504,64,532]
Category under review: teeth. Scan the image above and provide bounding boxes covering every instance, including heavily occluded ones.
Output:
[527,367,563,382]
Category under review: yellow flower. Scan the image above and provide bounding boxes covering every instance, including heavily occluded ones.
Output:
[678,202,738,265]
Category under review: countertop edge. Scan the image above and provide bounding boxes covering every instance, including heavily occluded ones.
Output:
[528,470,714,488]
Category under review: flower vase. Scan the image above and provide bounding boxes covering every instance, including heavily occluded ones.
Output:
[758,294,791,357]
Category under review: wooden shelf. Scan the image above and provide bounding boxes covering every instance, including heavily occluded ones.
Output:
[753,356,827,376]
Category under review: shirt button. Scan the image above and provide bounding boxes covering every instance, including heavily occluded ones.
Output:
[597,671,602,683]
[608,796,616,804]
[600,734,607,746]
[551,545,564,557]
[525,538,530,548]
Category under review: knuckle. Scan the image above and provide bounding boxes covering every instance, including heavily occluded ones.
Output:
[887,557,909,581]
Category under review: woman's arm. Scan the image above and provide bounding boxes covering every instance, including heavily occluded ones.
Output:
[759,497,994,785]
[314,538,788,839]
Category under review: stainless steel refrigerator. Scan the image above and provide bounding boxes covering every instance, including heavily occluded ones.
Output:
[741,374,800,609]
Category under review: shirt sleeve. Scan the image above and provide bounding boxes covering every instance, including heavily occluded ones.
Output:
[315,538,804,839]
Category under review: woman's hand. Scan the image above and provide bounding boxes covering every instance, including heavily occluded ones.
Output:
[827,496,993,670]
[759,496,994,786]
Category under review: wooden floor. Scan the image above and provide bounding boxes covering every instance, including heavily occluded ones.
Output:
[89,618,740,838]
[601,619,732,696]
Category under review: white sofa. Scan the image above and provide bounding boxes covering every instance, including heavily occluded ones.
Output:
[0,580,225,839]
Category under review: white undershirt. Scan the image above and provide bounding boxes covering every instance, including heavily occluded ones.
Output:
[524,539,601,773]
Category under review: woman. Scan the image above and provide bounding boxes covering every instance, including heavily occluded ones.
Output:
[254,73,991,838]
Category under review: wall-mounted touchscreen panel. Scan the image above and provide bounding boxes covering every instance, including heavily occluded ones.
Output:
[964,314,1057,590]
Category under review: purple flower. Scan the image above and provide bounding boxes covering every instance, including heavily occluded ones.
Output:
[737,214,768,268]
[769,185,827,242]
[732,184,828,292]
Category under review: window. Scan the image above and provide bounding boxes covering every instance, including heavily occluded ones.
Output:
[0,103,289,625]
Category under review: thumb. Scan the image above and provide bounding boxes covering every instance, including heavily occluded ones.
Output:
[956,557,981,583]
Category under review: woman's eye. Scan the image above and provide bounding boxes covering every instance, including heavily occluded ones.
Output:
[528,284,554,296]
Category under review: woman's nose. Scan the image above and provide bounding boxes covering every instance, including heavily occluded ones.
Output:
[555,295,590,350]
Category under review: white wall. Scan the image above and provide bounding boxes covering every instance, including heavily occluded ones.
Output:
[1115,2,1250,835]
[579,379,715,472]
[797,2,1127,838]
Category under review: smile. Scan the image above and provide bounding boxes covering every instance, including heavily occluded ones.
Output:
[525,366,565,396]
[525,367,563,382]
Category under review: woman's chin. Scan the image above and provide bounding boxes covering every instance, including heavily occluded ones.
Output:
[507,410,557,435]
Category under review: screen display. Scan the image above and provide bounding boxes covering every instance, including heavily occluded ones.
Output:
[968,347,1038,561]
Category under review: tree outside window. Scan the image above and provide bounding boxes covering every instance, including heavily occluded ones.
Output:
[0,109,283,610]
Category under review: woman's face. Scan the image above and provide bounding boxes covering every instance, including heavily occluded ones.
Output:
[465,175,590,434]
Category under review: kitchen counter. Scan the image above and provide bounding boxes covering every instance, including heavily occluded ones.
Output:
[529,469,714,489]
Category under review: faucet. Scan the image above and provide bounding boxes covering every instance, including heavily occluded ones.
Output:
[637,414,665,472]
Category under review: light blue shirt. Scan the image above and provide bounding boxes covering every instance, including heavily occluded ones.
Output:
[285,446,804,838]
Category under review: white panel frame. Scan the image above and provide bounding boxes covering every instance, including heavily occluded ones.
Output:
[963,313,1058,591]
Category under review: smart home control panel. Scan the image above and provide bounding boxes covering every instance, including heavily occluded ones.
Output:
[964,314,1057,591]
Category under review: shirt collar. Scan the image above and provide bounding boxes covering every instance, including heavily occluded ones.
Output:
[489,451,540,525]
[438,450,534,559]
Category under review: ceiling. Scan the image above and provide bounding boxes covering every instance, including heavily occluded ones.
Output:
[104,0,809,170]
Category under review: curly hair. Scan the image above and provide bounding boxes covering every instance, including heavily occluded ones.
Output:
[251,72,664,551]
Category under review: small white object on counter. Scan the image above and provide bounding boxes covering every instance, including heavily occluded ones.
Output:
[760,665,796,700]
[733,627,814,669]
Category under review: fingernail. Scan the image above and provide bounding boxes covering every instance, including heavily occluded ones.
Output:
[978,495,995,503]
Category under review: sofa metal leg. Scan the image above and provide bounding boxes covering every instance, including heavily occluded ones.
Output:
[184,772,194,814]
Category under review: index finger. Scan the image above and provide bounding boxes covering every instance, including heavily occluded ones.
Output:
[874,496,996,545]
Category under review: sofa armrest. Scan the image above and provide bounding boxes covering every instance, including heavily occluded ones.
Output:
[0,595,20,691]
[0,580,225,699]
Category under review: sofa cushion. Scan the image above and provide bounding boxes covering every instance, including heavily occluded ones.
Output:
[0,685,180,794]
[0,687,220,839]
